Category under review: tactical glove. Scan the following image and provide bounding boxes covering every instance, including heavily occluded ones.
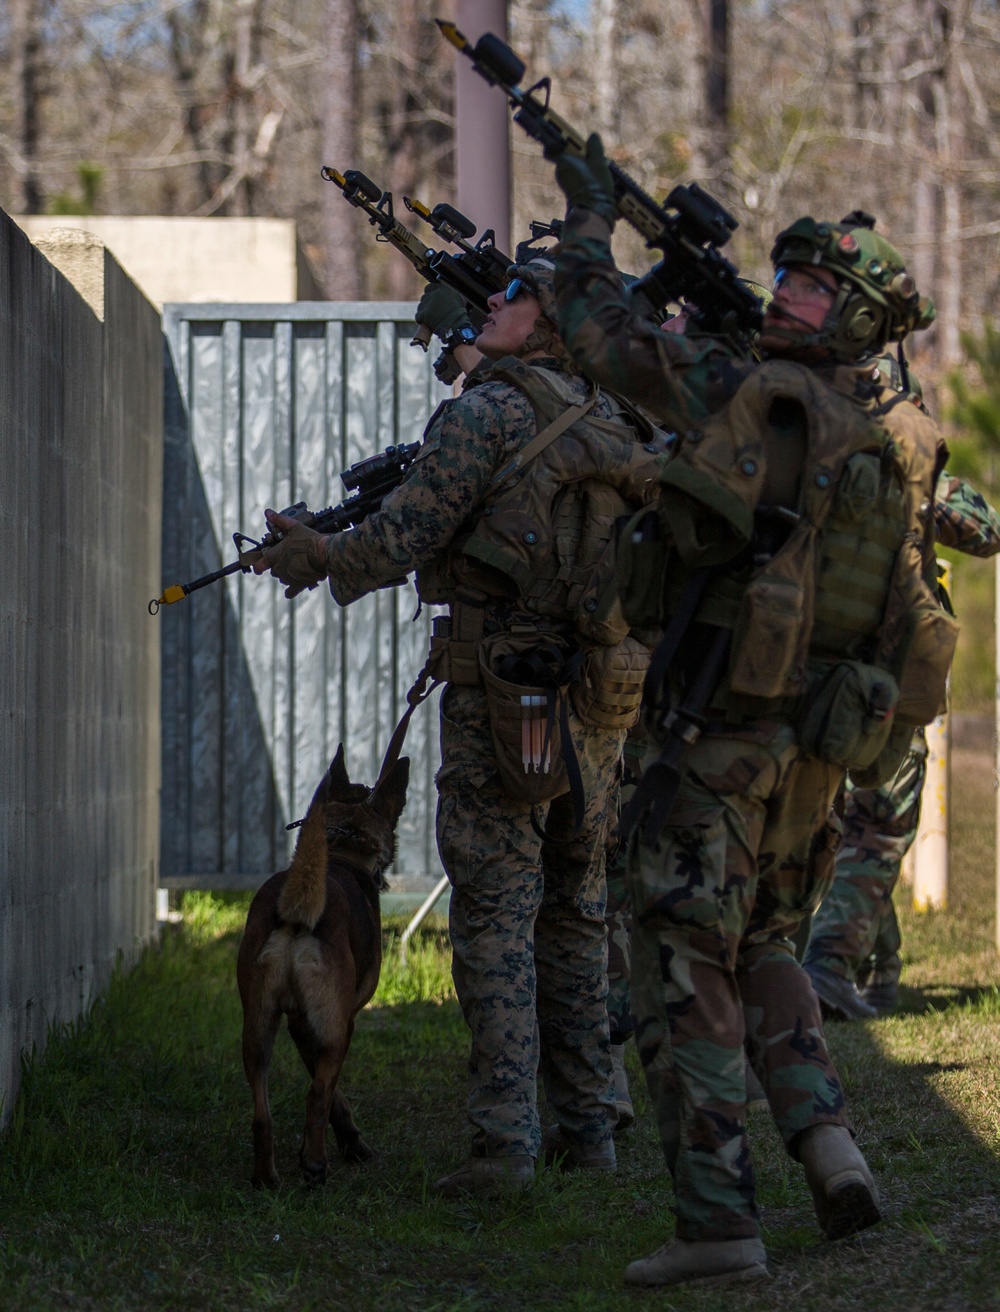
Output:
[255,514,329,599]
[414,283,474,341]
[554,133,617,228]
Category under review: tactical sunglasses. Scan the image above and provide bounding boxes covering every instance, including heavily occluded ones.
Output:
[503,277,533,302]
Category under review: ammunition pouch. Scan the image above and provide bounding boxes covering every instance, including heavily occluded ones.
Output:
[572,635,651,731]
[428,596,489,687]
[478,629,583,805]
[797,660,899,771]
[873,539,959,727]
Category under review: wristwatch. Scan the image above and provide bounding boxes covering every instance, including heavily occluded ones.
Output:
[440,323,479,352]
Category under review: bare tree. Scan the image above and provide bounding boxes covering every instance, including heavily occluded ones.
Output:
[9,0,46,213]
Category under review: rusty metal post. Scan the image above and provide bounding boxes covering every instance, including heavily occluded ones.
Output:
[455,0,511,255]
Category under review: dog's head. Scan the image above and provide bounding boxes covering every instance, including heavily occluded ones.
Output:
[295,746,409,892]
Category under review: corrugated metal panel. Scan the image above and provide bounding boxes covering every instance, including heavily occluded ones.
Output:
[160,304,452,887]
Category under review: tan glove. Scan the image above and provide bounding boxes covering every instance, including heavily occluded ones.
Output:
[254,510,329,599]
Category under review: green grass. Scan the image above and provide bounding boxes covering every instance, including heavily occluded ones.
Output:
[2,757,1000,1311]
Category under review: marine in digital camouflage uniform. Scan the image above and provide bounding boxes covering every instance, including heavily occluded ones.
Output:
[548,137,943,1287]
[805,471,1000,1018]
[253,261,636,1194]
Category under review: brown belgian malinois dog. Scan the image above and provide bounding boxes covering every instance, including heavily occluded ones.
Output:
[237,745,409,1188]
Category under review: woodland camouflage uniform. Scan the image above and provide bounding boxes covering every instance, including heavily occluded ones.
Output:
[552,204,943,1247]
[322,360,627,1166]
[805,473,1000,1008]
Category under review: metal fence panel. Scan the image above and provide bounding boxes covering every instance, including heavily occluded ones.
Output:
[160,303,451,887]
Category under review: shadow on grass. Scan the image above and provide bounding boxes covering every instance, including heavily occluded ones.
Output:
[2,916,1000,1312]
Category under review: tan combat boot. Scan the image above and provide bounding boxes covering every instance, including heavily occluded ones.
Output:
[624,1237,768,1288]
[611,1044,635,1132]
[797,1124,881,1239]
[433,1154,535,1198]
[541,1125,616,1172]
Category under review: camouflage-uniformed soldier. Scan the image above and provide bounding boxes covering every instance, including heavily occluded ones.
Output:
[806,470,1000,1018]
[254,258,660,1195]
[417,276,645,1135]
[548,136,947,1287]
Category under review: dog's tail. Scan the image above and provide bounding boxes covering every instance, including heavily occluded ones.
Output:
[276,767,333,931]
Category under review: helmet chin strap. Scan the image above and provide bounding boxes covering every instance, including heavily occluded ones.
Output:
[514,317,577,369]
[764,282,853,356]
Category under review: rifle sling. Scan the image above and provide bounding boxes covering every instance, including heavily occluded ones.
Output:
[619,571,725,845]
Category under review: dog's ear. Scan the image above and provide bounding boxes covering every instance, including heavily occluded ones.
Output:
[371,756,410,830]
[329,744,351,791]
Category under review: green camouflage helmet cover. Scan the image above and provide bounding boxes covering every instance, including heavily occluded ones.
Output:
[770,212,935,358]
[503,254,576,365]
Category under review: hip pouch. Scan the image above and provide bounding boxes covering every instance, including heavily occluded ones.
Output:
[572,635,651,730]
[479,631,582,804]
[798,660,900,771]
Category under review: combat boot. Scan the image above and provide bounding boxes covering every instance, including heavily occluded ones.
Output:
[611,1044,635,1132]
[862,978,900,1013]
[805,962,878,1021]
[624,1237,768,1288]
[797,1125,881,1239]
[433,1154,535,1198]
[541,1125,616,1172]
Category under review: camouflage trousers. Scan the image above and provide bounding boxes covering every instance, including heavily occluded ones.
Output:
[628,721,852,1241]
[804,731,927,986]
[436,683,624,1160]
[605,726,645,1044]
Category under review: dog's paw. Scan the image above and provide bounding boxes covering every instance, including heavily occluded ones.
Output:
[299,1155,328,1187]
[341,1135,374,1164]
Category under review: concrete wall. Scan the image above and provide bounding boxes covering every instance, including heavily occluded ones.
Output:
[12,216,322,309]
[0,217,162,1127]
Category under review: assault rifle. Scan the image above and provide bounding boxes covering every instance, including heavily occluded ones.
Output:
[322,166,510,381]
[437,21,763,345]
[404,194,563,267]
[148,441,421,614]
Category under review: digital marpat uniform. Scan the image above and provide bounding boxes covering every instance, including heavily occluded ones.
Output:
[322,358,625,1171]
[552,203,944,1258]
[805,472,1000,1014]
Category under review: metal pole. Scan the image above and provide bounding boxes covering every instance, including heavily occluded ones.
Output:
[455,0,511,254]
[399,875,451,964]
[912,560,951,912]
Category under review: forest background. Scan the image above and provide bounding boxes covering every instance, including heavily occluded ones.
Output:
[3,0,1000,707]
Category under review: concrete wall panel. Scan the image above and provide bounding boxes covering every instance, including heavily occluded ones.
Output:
[0,217,162,1126]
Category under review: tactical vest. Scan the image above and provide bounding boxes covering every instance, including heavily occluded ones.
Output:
[417,356,672,646]
[619,359,954,736]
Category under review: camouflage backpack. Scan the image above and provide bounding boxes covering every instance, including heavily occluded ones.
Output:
[617,357,955,782]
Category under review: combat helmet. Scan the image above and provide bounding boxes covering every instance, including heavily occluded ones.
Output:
[769,210,934,359]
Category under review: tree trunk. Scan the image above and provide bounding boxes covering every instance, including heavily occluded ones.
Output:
[322,0,364,298]
[10,0,44,214]
[934,0,968,367]
[386,0,423,300]
[592,0,617,142]
[229,0,256,217]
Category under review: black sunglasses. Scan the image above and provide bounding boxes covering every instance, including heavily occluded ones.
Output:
[504,277,532,302]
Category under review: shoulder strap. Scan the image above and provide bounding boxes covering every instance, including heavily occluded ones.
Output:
[489,383,600,489]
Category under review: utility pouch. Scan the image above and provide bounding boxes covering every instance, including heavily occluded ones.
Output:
[847,719,916,790]
[478,630,580,803]
[429,616,483,687]
[728,572,806,700]
[572,635,651,730]
[876,540,960,726]
[615,508,670,631]
[797,660,900,770]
